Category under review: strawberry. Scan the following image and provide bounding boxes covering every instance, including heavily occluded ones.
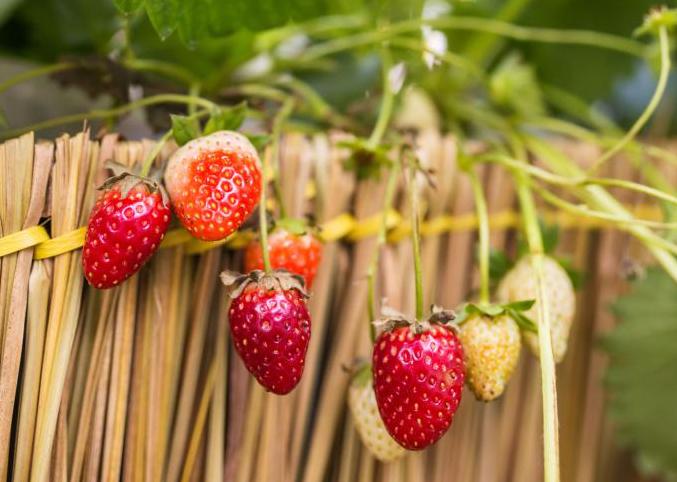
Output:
[348,363,406,463]
[244,227,322,289]
[458,313,520,401]
[164,131,262,241]
[83,174,170,289]
[372,307,465,450]
[496,255,575,363]
[221,270,311,395]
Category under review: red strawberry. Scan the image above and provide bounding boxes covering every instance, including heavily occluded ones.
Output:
[244,228,322,289]
[221,270,311,395]
[164,131,262,241]
[83,174,170,289]
[372,307,464,450]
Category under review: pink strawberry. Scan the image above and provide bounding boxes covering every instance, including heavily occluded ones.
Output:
[83,174,170,289]
[221,270,311,394]
[164,131,262,241]
[372,307,465,450]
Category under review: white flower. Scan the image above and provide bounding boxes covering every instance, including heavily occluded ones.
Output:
[422,0,451,20]
[275,34,309,59]
[422,28,447,69]
[233,53,273,80]
[388,62,407,94]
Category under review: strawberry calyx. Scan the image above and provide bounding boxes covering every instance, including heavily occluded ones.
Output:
[272,217,319,238]
[220,269,309,300]
[99,171,170,206]
[455,300,537,333]
[372,305,456,337]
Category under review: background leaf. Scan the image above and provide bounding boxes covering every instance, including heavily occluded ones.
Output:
[604,267,677,479]
[170,114,200,145]
[113,0,143,15]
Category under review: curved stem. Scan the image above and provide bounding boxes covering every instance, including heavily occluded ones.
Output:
[299,16,646,63]
[513,166,559,482]
[407,155,424,320]
[259,150,273,273]
[367,48,395,149]
[1,93,216,139]
[467,166,491,304]
[140,130,173,178]
[270,98,295,219]
[534,184,677,230]
[366,163,400,340]
[0,62,74,94]
[122,58,198,85]
[588,26,671,173]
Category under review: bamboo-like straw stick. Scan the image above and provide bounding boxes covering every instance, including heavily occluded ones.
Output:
[12,259,52,481]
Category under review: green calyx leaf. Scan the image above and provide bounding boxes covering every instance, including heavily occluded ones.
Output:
[245,134,271,152]
[634,6,677,37]
[339,138,393,181]
[170,114,201,146]
[455,300,537,333]
[603,267,677,478]
[204,102,247,135]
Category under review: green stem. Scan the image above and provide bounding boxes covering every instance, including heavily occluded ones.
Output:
[0,62,74,94]
[367,49,395,149]
[407,155,424,320]
[259,150,273,273]
[271,98,295,219]
[299,16,646,63]
[188,83,202,116]
[366,163,400,339]
[1,93,216,139]
[588,26,671,173]
[139,130,173,178]
[122,58,198,85]
[534,184,677,230]
[513,167,559,482]
[467,166,491,304]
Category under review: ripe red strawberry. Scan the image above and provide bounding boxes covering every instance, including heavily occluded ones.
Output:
[221,270,311,395]
[83,174,170,289]
[372,307,465,450]
[244,228,322,289]
[164,131,262,241]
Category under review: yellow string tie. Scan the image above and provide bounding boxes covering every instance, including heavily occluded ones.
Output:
[347,209,401,241]
[34,227,85,260]
[319,214,356,242]
[0,226,50,257]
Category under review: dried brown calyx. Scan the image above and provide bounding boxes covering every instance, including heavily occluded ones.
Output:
[219,269,309,300]
[372,305,456,337]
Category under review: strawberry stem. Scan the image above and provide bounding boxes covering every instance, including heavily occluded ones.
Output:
[139,129,173,178]
[367,48,395,149]
[259,149,273,273]
[467,166,491,305]
[588,25,670,174]
[270,98,295,219]
[406,153,424,320]
[366,162,400,340]
[511,137,559,482]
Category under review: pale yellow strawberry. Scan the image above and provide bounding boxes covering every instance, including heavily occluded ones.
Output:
[459,313,521,401]
[348,365,405,463]
[497,255,575,363]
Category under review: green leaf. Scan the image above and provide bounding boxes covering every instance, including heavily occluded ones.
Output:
[454,300,536,333]
[245,134,271,152]
[275,217,309,235]
[0,0,23,26]
[604,267,677,479]
[488,248,513,286]
[0,108,8,128]
[204,102,247,134]
[177,0,210,48]
[113,0,144,15]
[518,218,560,256]
[489,53,546,120]
[170,114,201,146]
[145,0,179,40]
[557,256,585,290]
[339,138,393,180]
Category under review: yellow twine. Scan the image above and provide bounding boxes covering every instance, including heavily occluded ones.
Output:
[0,205,666,260]
[0,226,50,257]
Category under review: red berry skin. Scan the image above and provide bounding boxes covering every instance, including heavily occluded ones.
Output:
[229,285,311,394]
[83,183,170,289]
[164,131,262,241]
[244,230,322,289]
[372,325,465,450]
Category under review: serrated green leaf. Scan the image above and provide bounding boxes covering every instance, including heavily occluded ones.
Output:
[204,103,247,134]
[604,267,677,479]
[504,299,536,311]
[145,0,179,40]
[114,0,144,15]
[170,114,201,146]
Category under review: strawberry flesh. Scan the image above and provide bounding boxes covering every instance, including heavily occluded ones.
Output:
[83,183,170,289]
[229,284,311,394]
[372,325,465,450]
